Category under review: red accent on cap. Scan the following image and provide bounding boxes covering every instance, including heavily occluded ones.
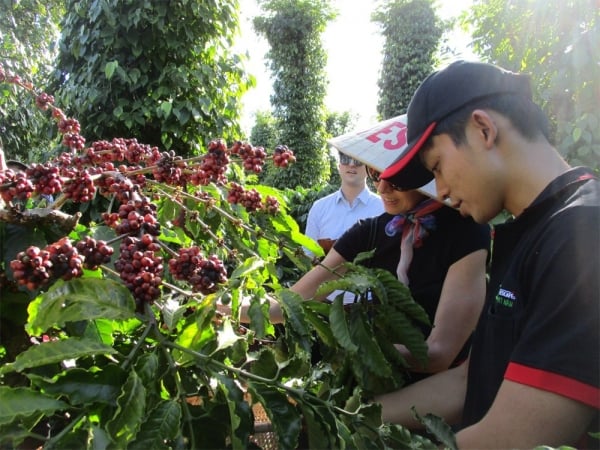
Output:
[380,121,437,179]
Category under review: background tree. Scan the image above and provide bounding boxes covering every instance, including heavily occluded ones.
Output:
[463,0,600,171]
[52,0,254,157]
[249,110,279,151]
[373,0,443,120]
[253,0,336,189]
[0,0,64,162]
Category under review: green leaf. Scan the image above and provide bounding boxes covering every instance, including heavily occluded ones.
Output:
[246,299,273,339]
[26,278,135,336]
[106,369,146,447]
[298,402,339,449]
[249,347,279,380]
[157,197,180,224]
[128,400,182,450]
[302,301,335,347]
[230,256,265,280]
[173,317,216,366]
[353,248,377,265]
[278,290,312,353]
[82,318,118,346]
[105,60,118,79]
[247,382,302,450]
[0,386,68,425]
[317,271,373,298]
[376,305,428,367]
[113,105,123,118]
[329,296,358,353]
[372,268,430,325]
[0,338,118,374]
[349,308,391,377]
[161,297,188,331]
[159,101,172,118]
[216,374,252,450]
[28,364,126,406]
[213,319,244,354]
[412,407,457,450]
[134,353,159,387]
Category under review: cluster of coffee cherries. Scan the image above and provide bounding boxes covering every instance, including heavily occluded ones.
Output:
[75,237,115,270]
[10,237,88,291]
[168,246,228,295]
[102,198,161,237]
[152,150,187,186]
[114,234,163,308]
[62,169,96,203]
[0,169,34,203]
[26,163,63,197]
[272,145,296,168]
[230,141,267,174]
[190,139,231,186]
[227,182,268,213]
[264,195,280,215]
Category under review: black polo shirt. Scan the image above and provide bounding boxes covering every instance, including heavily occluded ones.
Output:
[335,206,490,356]
[463,167,600,428]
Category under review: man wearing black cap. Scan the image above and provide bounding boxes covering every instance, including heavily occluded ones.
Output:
[374,60,599,448]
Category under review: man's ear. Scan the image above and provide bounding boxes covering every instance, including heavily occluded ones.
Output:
[470,109,497,147]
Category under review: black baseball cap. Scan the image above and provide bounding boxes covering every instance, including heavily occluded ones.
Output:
[380,60,532,189]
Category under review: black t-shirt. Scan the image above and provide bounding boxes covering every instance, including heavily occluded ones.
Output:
[334,205,491,359]
[463,168,600,431]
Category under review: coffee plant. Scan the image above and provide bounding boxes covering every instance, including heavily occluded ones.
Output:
[0,65,451,449]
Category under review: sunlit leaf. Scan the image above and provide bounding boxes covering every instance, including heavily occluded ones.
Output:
[230,256,265,279]
[26,278,135,336]
[106,369,146,447]
[213,319,244,354]
[0,338,117,374]
[104,60,118,79]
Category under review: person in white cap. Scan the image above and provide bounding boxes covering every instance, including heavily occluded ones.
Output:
[375,60,599,449]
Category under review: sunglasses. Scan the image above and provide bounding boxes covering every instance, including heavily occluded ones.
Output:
[366,166,405,191]
[339,153,364,166]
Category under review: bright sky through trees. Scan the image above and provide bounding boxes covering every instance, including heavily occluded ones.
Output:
[236,0,475,134]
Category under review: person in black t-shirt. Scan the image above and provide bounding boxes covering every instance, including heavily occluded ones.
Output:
[259,165,490,377]
[374,60,599,449]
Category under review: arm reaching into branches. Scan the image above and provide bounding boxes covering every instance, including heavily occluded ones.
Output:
[395,249,487,373]
[221,249,349,323]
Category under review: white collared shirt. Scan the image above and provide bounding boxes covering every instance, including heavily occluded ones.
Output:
[305,187,384,243]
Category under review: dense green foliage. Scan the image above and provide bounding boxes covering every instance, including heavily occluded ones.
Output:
[373,0,443,119]
[0,0,64,161]
[249,110,279,152]
[0,69,450,449]
[463,0,600,172]
[52,0,253,157]
[253,0,335,189]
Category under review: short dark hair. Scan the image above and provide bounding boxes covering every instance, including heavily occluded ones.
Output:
[423,93,552,152]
